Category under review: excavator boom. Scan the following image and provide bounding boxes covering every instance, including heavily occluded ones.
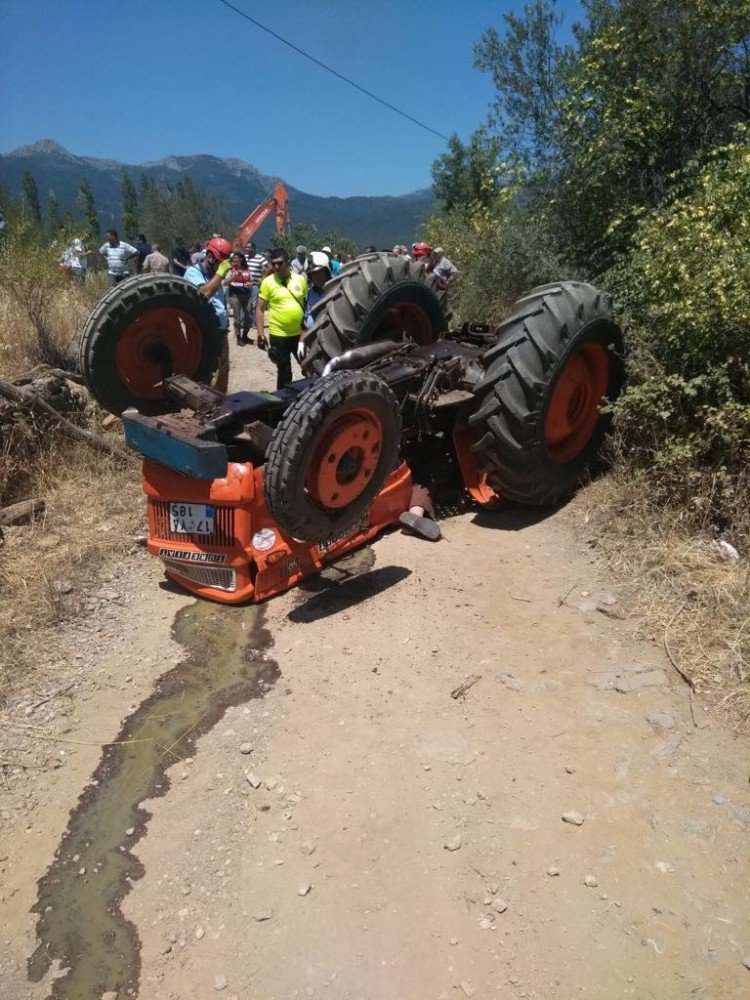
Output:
[236,181,290,247]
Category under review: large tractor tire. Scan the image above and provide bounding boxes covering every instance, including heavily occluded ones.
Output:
[264,371,401,543]
[302,252,449,375]
[468,281,625,506]
[79,274,223,415]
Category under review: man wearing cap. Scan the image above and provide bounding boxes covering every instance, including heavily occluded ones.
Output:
[256,247,308,389]
[291,245,307,275]
[431,247,459,289]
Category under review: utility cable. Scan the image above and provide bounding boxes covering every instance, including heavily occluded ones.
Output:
[215,0,450,142]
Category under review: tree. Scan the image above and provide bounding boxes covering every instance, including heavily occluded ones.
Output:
[77,177,99,237]
[431,132,504,210]
[21,169,42,226]
[555,0,750,268]
[46,191,61,232]
[473,0,567,171]
[137,176,229,252]
[272,222,358,262]
[120,169,139,238]
[464,0,750,271]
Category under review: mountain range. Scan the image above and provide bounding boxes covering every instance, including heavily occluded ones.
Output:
[0,140,435,249]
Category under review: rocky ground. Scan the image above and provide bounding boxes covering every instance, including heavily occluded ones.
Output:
[1,335,749,999]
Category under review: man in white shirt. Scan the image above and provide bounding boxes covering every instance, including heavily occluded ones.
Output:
[99,229,138,286]
[431,247,459,290]
[60,237,90,286]
[291,245,307,275]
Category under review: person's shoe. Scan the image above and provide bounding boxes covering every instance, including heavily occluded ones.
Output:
[399,511,442,541]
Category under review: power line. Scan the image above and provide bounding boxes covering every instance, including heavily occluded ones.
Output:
[215,0,450,142]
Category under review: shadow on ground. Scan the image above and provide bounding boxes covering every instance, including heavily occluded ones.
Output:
[288,565,411,623]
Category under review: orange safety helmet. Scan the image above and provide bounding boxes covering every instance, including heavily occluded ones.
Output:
[204,236,232,261]
[411,241,432,259]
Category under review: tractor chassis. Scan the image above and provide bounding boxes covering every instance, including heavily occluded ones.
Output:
[122,330,498,604]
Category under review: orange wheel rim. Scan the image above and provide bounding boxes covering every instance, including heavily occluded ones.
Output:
[379,301,435,345]
[545,342,609,462]
[114,308,203,400]
[306,408,383,509]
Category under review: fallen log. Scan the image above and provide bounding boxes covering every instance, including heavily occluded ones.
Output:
[17,365,85,387]
[0,377,125,459]
[0,498,45,526]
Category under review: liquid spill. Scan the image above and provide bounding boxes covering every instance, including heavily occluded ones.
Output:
[28,599,279,999]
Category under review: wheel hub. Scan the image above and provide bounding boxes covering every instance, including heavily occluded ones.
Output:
[114,308,203,399]
[379,301,434,345]
[545,342,609,463]
[306,410,383,509]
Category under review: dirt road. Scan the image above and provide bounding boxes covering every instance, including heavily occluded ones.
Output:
[1,338,749,1000]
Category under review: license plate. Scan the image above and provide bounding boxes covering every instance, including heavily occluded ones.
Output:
[169,502,215,535]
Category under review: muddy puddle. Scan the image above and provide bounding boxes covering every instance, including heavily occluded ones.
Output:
[28,599,279,1000]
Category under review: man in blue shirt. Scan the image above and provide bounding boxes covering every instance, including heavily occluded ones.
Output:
[183,236,232,393]
[302,251,332,331]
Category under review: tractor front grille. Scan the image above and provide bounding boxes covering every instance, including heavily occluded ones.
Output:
[162,559,237,592]
[149,500,235,546]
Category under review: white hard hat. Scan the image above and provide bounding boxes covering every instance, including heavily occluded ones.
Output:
[307,251,331,272]
[321,245,332,253]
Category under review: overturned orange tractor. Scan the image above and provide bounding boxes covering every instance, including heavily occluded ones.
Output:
[79,254,625,603]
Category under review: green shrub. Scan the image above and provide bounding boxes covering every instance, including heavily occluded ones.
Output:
[605,134,750,537]
[424,191,572,323]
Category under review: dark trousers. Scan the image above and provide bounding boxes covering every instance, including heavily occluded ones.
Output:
[228,292,252,340]
[107,272,129,287]
[268,335,300,390]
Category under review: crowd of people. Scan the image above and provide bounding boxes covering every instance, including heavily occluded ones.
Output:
[59,232,458,395]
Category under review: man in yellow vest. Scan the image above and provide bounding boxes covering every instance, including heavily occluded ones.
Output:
[256,247,308,389]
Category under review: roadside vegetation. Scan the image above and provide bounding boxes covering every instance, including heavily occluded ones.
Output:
[426,0,750,724]
[0,211,142,699]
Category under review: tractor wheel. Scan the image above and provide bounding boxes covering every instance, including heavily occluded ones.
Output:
[264,370,401,543]
[468,281,625,506]
[79,274,223,415]
[302,252,449,375]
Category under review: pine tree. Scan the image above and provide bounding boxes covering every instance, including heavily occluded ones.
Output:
[77,177,99,237]
[21,169,42,226]
[120,169,139,238]
[47,191,61,232]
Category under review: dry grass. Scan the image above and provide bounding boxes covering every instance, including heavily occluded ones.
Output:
[0,259,142,700]
[0,439,142,699]
[0,272,106,379]
[578,469,750,735]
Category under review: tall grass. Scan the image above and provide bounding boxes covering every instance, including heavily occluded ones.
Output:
[0,229,141,699]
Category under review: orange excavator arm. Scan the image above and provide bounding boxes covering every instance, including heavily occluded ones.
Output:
[236,181,290,247]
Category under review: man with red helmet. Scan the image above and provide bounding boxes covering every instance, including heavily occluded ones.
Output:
[183,236,233,393]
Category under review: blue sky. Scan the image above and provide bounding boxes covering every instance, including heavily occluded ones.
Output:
[1,0,582,198]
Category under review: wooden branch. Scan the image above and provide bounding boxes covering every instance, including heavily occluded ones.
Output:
[17,365,85,386]
[451,674,482,700]
[0,498,45,526]
[663,601,696,691]
[0,377,126,459]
